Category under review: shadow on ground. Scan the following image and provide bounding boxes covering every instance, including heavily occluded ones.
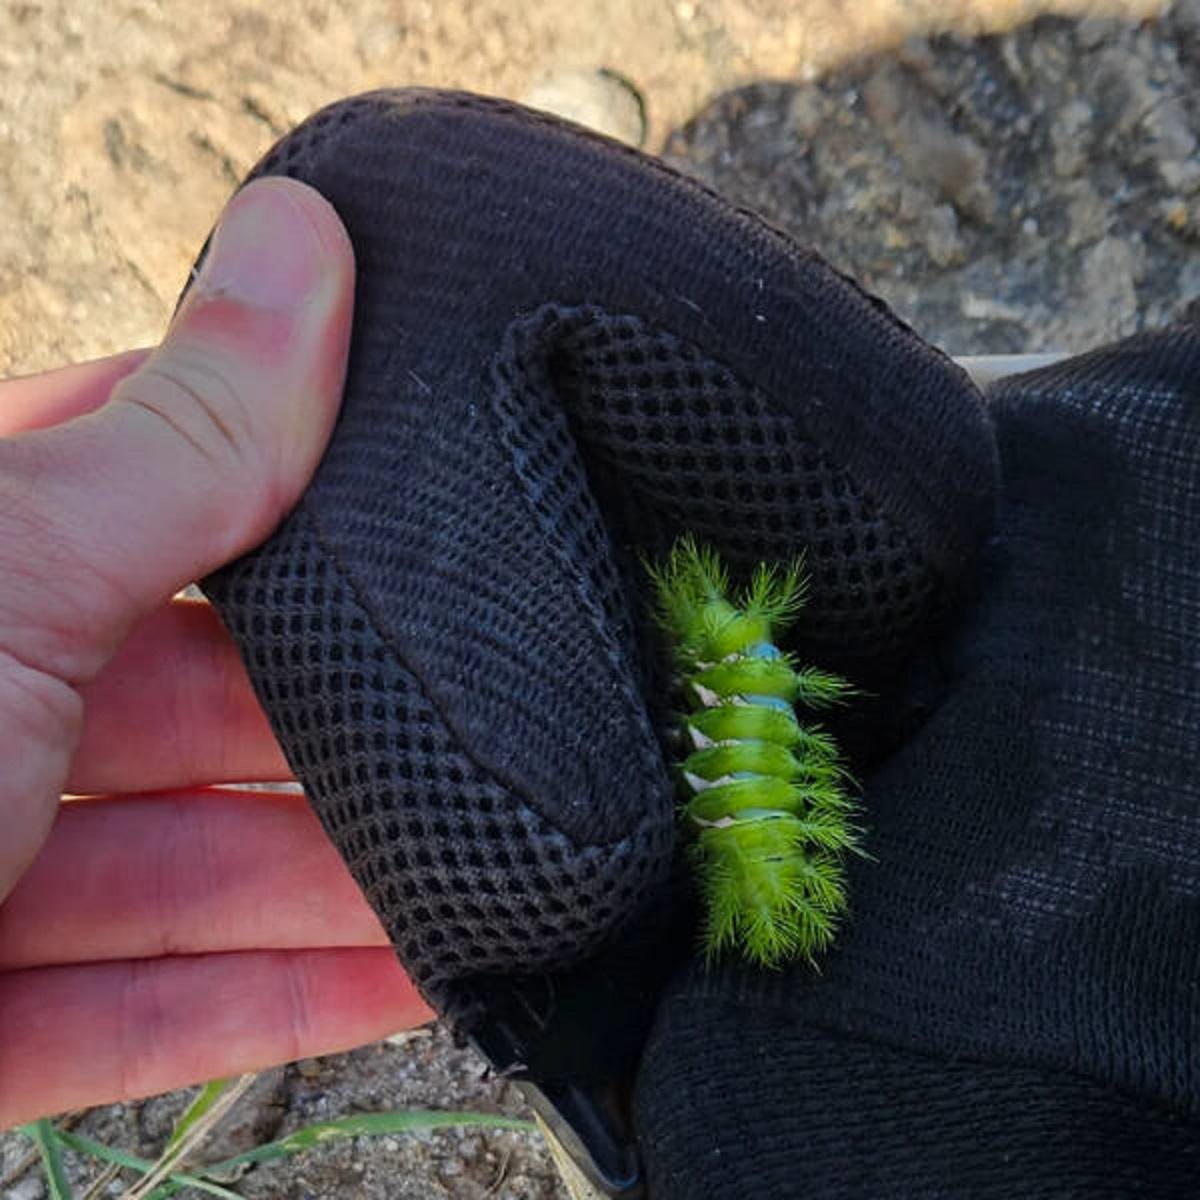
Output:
[665,8,1200,353]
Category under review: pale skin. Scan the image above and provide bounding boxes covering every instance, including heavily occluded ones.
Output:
[0,177,433,1130]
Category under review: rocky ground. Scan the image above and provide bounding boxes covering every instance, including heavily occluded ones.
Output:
[3,1,1198,1197]
[665,3,1200,352]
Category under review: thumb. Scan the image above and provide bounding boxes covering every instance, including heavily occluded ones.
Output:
[0,175,354,684]
[0,175,353,895]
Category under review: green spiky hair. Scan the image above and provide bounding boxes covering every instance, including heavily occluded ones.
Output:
[648,535,807,658]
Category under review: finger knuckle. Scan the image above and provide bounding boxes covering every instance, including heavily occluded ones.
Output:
[119,352,256,478]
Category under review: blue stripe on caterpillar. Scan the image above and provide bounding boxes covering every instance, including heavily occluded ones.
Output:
[648,537,862,968]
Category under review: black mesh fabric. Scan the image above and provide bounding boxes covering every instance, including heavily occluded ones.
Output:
[199,89,997,1021]
[212,503,670,1001]
[498,306,938,670]
[635,328,1200,1196]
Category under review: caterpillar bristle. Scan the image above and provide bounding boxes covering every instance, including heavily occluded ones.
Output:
[792,665,855,708]
[645,535,730,643]
[744,558,808,631]
[651,538,862,969]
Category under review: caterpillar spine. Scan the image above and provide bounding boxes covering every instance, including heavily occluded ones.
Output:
[649,537,860,968]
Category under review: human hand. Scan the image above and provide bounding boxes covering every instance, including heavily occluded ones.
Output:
[0,177,431,1130]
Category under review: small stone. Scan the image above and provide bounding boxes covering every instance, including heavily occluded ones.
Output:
[1160,159,1200,192]
[7,1175,47,1200]
[295,1057,323,1079]
[1076,18,1117,51]
[1075,236,1144,339]
[1143,99,1197,164]
[924,204,966,269]
[1177,0,1200,30]
[1051,99,1092,178]
[896,37,935,73]
[1176,257,1200,302]
[355,18,405,65]
[521,69,646,147]
[1065,181,1110,246]
[384,1027,433,1048]
[787,89,825,140]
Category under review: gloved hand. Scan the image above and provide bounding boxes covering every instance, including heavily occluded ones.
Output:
[199,90,1198,1197]
[634,329,1200,1197]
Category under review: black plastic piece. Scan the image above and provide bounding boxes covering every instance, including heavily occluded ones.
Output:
[468,872,696,1196]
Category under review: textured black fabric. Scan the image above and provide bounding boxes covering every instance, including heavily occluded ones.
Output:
[199,89,996,1021]
[635,329,1200,1196]
[497,306,943,671]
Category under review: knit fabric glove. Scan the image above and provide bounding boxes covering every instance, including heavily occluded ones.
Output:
[199,87,993,1016]
[193,90,1200,1196]
[634,331,1200,1197]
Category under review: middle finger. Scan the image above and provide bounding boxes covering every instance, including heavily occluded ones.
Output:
[0,787,388,970]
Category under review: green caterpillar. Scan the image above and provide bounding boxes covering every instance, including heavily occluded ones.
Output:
[649,538,861,968]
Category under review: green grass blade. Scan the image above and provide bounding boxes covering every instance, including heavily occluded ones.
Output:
[162,1078,235,1157]
[201,1110,536,1175]
[57,1110,533,1197]
[125,1073,257,1200]
[52,1132,241,1200]
[18,1120,73,1200]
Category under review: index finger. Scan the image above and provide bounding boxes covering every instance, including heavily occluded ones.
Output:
[0,349,150,436]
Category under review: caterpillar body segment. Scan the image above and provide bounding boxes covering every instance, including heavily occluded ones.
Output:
[649,537,861,968]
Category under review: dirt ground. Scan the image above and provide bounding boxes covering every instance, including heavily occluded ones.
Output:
[0,0,1168,373]
[2,1,1194,1197]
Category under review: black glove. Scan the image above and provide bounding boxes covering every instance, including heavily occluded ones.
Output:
[199,86,993,1003]
[196,90,1197,1196]
[635,331,1200,1197]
